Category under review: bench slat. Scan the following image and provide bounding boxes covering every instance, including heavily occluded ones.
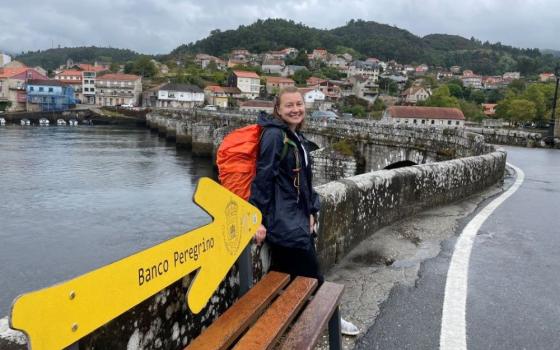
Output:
[232,276,318,350]
[278,281,345,350]
[185,271,290,350]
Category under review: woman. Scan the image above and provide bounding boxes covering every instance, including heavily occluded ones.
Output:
[249,86,359,336]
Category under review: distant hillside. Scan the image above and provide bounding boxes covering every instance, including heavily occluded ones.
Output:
[171,19,335,57]
[542,49,560,58]
[16,47,141,71]
[171,18,559,76]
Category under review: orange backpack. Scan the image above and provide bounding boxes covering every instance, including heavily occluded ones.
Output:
[216,124,295,200]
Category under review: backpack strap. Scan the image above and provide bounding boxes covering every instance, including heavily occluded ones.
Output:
[261,128,303,202]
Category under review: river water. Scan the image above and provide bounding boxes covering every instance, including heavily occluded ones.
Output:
[0,125,214,317]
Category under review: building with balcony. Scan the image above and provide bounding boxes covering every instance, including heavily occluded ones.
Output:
[26,79,75,112]
[156,83,204,108]
[264,76,295,94]
[95,73,142,107]
[228,70,261,99]
[54,70,83,98]
[347,61,380,82]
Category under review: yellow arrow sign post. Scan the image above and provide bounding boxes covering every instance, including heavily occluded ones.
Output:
[9,177,261,350]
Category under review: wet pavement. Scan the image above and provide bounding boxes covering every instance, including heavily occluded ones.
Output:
[323,146,560,350]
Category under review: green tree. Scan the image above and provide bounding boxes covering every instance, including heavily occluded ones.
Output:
[508,99,536,123]
[0,101,12,111]
[292,69,312,85]
[109,62,120,73]
[508,79,526,94]
[523,84,546,120]
[486,89,505,103]
[372,98,386,111]
[285,50,310,67]
[469,89,486,104]
[423,85,460,108]
[447,83,464,99]
[459,100,484,122]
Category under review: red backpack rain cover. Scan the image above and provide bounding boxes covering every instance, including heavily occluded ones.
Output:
[216,124,262,200]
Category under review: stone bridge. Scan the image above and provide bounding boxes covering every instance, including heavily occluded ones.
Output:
[146,109,492,185]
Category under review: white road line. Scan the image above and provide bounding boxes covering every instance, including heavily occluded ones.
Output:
[440,163,525,350]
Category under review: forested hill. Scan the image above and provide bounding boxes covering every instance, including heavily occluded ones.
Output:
[172,18,559,75]
[16,47,141,71]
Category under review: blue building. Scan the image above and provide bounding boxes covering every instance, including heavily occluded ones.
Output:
[26,79,75,112]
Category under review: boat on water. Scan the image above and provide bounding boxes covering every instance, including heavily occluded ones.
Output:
[0,117,5,126]
[57,119,67,126]
[21,118,31,126]
[68,119,79,126]
[39,118,50,126]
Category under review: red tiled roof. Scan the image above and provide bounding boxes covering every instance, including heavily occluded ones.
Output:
[57,70,83,76]
[0,67,28,78]
[96,73,141,81]
[204,85,225,93]
[387,106,465,120]
[77,64,107,72]
[306,77,327,86]
[233,70,260,79]
[265,76,295,84]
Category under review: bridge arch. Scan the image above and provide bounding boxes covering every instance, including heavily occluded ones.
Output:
[384,160,418,170]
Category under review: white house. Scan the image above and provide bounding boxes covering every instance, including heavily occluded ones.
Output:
[382,106,465,127]
[229,70,261,99]
[261,59,285,74]
[347,61,380,82]
[400,86,431,105]
[299,87,327,109]
[157,83,204,108]
[239,100,274,114]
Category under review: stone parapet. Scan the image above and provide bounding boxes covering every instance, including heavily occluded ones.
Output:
[315,149,506,270]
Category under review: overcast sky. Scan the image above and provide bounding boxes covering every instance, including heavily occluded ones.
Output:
[1,0,559,56]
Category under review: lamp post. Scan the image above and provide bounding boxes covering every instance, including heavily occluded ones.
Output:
[549,65,560,143]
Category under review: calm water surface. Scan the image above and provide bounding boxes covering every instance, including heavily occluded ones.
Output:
[0,125,214,316]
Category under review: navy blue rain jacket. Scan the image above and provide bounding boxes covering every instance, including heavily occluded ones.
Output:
[249,113,321,250]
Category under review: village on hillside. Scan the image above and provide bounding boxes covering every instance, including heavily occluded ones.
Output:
[0,47,557,128]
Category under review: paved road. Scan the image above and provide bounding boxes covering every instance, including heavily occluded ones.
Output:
[353,146,560,350]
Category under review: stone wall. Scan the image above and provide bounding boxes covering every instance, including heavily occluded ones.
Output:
[315,150,506,270]
[311,148,357,186]
[466,127,543,147]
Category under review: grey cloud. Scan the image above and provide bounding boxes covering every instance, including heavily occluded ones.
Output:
[0,0,558,55]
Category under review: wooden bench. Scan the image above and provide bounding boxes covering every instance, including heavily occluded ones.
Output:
[185,271,344,350]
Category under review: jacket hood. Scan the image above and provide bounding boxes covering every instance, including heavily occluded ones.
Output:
[257,112,289,130]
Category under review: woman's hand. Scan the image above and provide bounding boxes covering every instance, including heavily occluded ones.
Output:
[309,215,316,234]
[254,224,266,245]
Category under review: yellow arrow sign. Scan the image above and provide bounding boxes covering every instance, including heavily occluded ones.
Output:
[9,177,261,350]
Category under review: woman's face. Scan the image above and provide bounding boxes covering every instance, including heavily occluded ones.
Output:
[277,92,305,130]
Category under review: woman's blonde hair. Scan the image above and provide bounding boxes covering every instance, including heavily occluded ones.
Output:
[273,86,305,131]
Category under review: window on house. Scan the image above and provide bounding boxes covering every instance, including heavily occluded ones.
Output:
[48,88,53,92]
[456,121,460,125]
[448,121,452,125]
[431,120,435,124]
[421,120,425,124]
[39,87,44,92]
[413,119,417,124]
[29,87,34,91]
